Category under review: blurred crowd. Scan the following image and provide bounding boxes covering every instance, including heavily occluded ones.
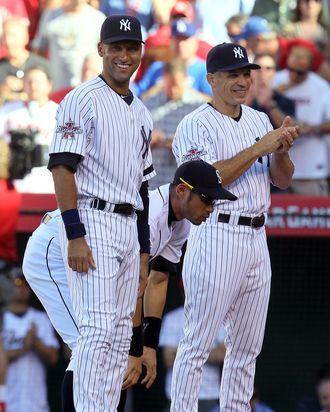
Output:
[0,0,330,411]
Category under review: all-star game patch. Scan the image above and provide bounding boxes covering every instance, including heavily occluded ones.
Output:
[56,119,83,139]
[181,146,207,162]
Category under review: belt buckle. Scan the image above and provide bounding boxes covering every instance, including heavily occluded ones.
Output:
[250,214,265,229]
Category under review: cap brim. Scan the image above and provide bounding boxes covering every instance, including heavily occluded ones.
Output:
[199,187,238,201]
[102,36,144,44]
[211,62,260,72]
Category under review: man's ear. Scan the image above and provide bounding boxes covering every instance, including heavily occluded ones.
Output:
[176,183,188,198]
[207,72,215,87]
[97,42,104,57]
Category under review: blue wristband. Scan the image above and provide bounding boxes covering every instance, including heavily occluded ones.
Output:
[61,209,81,225]
[137,223,150,254]
[61,209,86,240]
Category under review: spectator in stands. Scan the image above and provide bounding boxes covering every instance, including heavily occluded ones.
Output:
[169,1,212,60]
[0,16,49,103]
[282,0,330,59]
[296,364,330,412]
[99,0,175,38]
[250,0,296,31]
[272,45,330,196]
[134,18,211,96]
[191,0,255,45]
[134,24,171,83]
[225,13,249,45]
[0,0,29,59]
[0,65,57,166]
[31,0,105,91]
[49,52,103,103]
[317,374,330,412]
[239,15,330,82]
[2,272,59,412]
[247,53,295,129]
[160,304,226,412]
[142,57,208,188]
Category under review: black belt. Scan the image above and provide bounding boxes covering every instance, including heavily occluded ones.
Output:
[218,213,265,229]
[90,198,135,216]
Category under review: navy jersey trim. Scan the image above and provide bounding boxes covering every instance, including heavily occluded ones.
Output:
[48,153,82,173]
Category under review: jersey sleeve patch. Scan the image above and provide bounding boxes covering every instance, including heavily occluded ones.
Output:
[181,146,208,162]
[56,119,83,140]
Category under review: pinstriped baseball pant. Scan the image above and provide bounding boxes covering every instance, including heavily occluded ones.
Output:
[59,208,140,412]
[170,222,271,412]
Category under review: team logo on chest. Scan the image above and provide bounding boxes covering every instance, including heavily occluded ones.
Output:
[56,119,83,139]
[140,126,152,159]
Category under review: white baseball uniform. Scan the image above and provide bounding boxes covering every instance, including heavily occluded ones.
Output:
[22,180,189,409]
[48,76,155,412]
[1,307,59,412]
[170,103,273,412]
[160,306,226,403]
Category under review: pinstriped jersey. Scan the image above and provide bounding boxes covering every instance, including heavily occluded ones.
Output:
[49,76,155,210]
[172,103,273,216]
[149,184,190,263]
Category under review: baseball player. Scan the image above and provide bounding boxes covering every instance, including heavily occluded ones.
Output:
[47,15,155,412]
[170,43,299,412]
[22,160,236,411]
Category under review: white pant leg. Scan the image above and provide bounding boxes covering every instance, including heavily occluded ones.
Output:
[170,223,268,412]
[60,209,139,412]
[220,229,271,411]
[23,214,79,370]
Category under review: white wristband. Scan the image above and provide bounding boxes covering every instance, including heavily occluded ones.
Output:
[0,385,6,401]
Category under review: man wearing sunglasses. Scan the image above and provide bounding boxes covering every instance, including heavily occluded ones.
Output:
[22,159,236,412]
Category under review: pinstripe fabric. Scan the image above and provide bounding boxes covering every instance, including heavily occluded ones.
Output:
[50,76,155,411]
[170,103,273,411]
[49,76,155,209]
[59,209,140,412]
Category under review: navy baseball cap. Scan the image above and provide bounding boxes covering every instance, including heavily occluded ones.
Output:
[100,15,144,44]
[171,19,196,38]
[173,160,237,201]
[206,42,260,73]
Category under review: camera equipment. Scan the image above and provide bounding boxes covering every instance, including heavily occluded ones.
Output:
[8,128,43,179]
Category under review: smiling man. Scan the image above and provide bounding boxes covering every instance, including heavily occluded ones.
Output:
[170,43,300,412]
[47,15,155,412]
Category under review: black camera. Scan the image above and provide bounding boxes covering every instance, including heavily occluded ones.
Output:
[8,128,43,179]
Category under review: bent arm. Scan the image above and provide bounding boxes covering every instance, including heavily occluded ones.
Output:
[270,152,294,189]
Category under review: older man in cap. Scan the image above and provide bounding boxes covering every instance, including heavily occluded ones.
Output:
[170,42,300,411]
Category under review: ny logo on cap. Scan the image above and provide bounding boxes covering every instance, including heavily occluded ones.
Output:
[120,19,131,31]
[233,46,244,59]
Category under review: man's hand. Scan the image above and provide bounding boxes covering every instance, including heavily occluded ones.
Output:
[122,355,142,390]
[138,253,149,298]
[141,346,157,389]
[257,116,299,156]
[68,237,96,273]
